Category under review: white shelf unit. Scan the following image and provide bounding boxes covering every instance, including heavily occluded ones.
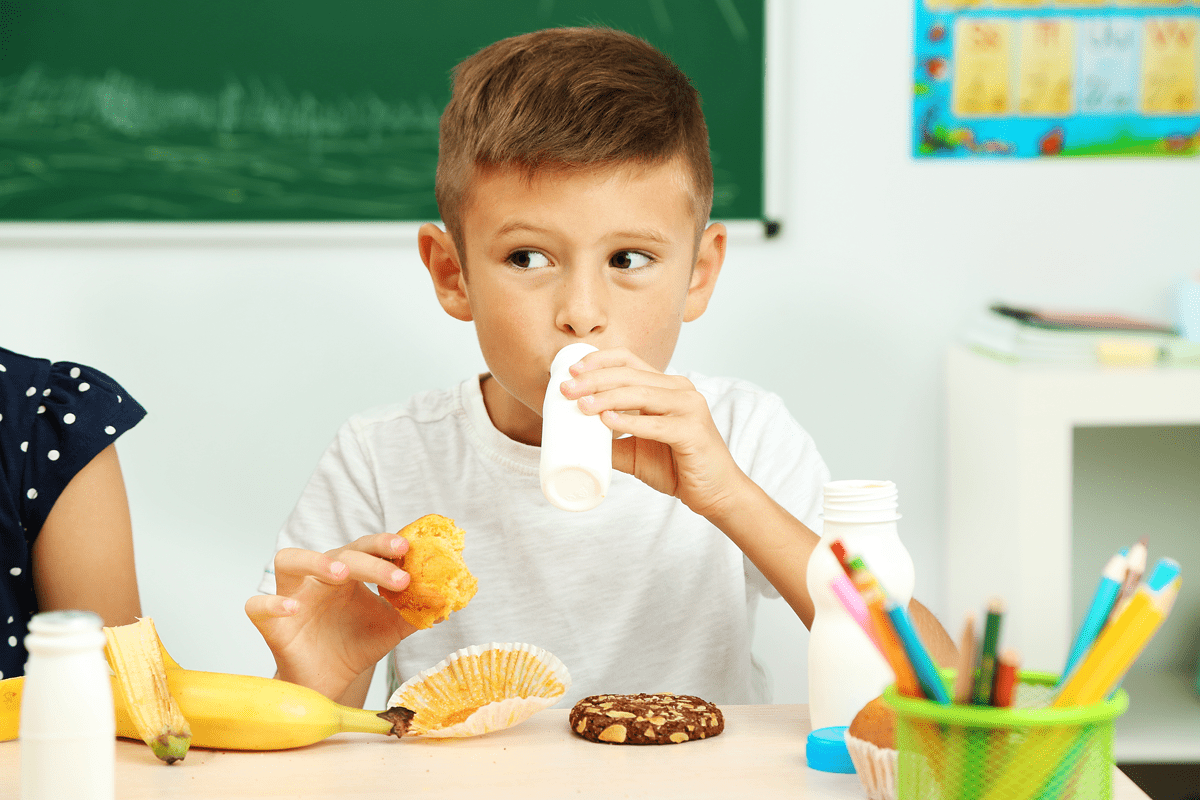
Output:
[945,345,1200,762]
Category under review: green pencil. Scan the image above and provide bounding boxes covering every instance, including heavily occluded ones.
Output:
[972,598,1005,706]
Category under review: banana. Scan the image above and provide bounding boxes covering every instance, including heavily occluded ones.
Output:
[104,618,192,763]
[0,620,413,753]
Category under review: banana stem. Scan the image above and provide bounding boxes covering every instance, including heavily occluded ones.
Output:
[365,706,415,738]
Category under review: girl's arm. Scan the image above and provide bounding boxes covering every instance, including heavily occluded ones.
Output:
[31,444,142,627]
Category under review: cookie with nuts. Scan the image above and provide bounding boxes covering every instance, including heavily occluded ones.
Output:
[569,693,724,745]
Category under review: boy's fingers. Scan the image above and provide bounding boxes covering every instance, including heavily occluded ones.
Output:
[343,531,409,559]
[579,383,708,421]
[272,547,349,590]
[328,547,410,592]
[244,593,299,627]
[562,367,690,404]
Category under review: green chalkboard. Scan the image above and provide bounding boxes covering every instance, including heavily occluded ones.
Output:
[0,1,765,223]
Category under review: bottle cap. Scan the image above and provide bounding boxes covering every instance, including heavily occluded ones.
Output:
[805,726,856,773]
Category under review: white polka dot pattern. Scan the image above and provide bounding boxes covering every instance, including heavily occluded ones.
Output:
[48,450,59,461]
[63,413,75,424]
[79,382,90,392]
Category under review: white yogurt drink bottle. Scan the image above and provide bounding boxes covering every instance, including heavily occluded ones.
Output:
[806,480,915,732]
[540,343,612,512]
[20,610,115,800]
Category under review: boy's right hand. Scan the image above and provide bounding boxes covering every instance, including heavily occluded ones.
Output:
[245,532,416,703]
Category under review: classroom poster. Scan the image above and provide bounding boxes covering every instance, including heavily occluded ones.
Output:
[914,1,1200,157]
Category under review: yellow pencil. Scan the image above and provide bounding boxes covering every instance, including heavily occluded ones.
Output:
[1053,573,1180,708]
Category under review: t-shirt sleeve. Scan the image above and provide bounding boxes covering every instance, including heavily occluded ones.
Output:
[257,417,387,595]
[20,360,147,540]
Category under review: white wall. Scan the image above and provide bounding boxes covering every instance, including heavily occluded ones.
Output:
[2,0,1197,707]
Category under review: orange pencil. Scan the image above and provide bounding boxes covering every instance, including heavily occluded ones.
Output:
[855,576,923,698]
[992,649,1020,708]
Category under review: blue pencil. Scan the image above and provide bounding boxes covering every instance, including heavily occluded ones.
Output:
[886,601,951,704]
[1058,551,1126,685]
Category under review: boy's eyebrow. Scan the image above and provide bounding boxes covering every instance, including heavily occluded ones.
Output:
[495,221,671,246]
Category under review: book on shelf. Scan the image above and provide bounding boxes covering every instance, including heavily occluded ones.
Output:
[962,304,1200,367]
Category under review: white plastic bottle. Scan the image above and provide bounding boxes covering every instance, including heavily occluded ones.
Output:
[807,480,915,732]
[540,343,612,511]
[20,610,115,800]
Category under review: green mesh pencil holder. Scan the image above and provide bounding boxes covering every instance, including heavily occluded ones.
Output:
[883,671,1128,800]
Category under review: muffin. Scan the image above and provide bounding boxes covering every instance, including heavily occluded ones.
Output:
[378,514,477,629]
[387,642,570,738]
[845,695,899,800]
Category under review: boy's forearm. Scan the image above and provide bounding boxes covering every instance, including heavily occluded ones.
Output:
[705,475,821,628]
[707,477,959,664]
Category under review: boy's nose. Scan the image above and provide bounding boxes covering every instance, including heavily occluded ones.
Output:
[555,270,608,337]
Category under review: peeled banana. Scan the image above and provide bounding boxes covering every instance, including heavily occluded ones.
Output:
[105,618,192,763]
[0,619,413,755]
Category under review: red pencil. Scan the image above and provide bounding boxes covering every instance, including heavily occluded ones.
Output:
[829,540,855,578]
[992,649,1021,708]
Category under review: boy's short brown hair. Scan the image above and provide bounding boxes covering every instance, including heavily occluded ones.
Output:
[435,27,713,253]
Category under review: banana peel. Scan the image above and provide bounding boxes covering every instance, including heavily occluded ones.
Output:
[104,618,192,763]
[0,618,413,759]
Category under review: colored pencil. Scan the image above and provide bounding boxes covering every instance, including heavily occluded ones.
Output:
[952,613,977,704]
[851,572,924,698]
[829,539,855,578]
[1059,551,1126,685]
[829,573,881,653]
[992,649,1020,707]
[887,600,951,704]
[972,598,1004,706]
[1109,537,1147,623]
[1054,557,1181,708]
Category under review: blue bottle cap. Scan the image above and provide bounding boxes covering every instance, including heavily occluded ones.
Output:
[806,726,856,773]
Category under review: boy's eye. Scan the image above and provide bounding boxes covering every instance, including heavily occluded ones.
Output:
[506,250,550,270]
[610,251,652,270]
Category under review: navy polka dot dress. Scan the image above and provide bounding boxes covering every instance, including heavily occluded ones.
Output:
[0,346,146,679]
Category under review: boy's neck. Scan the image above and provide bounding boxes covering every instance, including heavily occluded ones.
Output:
[478,373,543,447]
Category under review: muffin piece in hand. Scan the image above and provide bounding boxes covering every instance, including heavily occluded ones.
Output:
[845,695,899,800]
[378,514,477,629]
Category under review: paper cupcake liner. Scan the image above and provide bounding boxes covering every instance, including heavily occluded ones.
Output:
[388,642,571,738]
[845,732,899,800]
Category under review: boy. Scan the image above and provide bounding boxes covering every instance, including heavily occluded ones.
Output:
[248,27,954,708]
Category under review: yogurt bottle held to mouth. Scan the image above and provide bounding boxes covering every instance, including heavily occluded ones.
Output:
[540,343,612,512]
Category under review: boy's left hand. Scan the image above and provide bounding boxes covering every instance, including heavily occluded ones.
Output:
[559,347,749,520]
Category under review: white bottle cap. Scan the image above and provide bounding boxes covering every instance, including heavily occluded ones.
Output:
[540,343,612,511]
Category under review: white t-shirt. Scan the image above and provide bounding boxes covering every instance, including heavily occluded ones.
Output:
[260,373,829,705]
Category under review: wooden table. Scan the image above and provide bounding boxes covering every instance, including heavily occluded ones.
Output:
[0,705,1152,799]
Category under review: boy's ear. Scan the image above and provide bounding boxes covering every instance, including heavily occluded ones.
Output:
[418,223,473,322]
[683,222,727,322]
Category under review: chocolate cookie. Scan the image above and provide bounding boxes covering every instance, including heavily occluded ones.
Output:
[569,693,724,745]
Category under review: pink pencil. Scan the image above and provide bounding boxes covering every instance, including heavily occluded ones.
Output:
[831,574,884,655]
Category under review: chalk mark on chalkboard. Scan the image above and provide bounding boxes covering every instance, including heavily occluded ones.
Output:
[0,65,442,220]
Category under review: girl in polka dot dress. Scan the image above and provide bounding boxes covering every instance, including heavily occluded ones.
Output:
[0,346,146,680]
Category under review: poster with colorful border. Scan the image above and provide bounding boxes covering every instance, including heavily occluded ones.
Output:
[913,1,1200,157]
